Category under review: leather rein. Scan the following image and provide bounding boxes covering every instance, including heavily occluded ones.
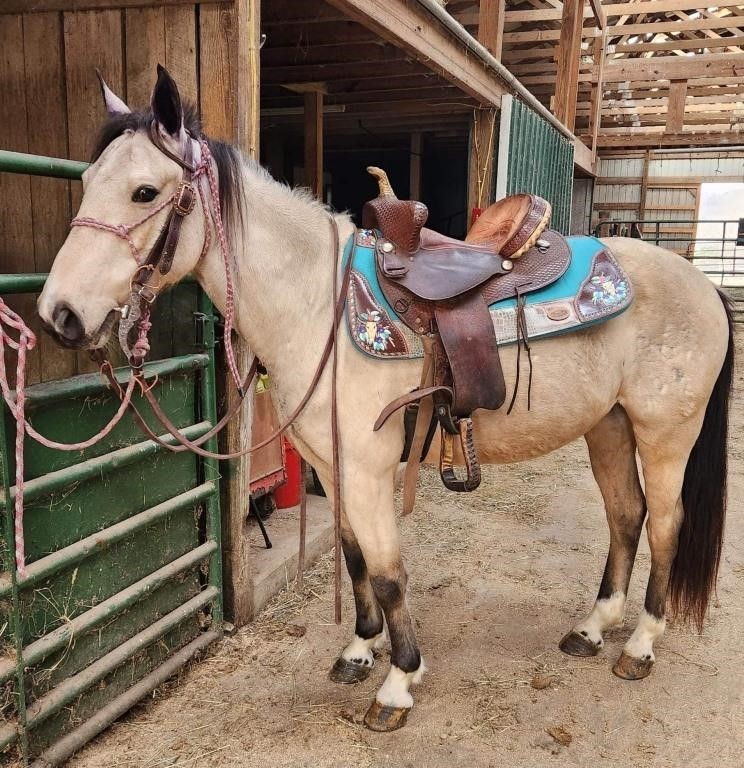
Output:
[72,124,349,621]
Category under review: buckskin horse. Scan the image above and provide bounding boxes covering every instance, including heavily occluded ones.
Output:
[37,68,733,732]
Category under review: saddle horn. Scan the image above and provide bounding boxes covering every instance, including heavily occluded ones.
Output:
[367,166,397,198]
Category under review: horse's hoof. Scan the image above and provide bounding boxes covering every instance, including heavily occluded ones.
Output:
[363,700,410,732]
[559,631,601,657]
[329,657,372,684]
[613,651,653,680]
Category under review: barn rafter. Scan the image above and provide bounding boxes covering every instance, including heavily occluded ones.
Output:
[451,0,744,148]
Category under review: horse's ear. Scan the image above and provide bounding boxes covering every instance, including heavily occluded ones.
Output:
[96,69,130,118]
[151,64,184,138]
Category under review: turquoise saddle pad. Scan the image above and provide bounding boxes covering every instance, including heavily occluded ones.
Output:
[344,229,633,360]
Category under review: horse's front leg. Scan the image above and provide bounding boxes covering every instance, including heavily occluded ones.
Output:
[328,516,386,684]
[343,473,425,732]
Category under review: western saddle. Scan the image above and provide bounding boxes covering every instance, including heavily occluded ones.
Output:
[365,167,568,504]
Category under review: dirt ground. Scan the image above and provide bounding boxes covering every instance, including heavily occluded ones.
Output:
[70,337,744,768]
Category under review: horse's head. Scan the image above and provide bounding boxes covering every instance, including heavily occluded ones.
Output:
[38,67,207,350]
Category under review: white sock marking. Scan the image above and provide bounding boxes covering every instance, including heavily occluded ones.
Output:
[624,610,666,661]
[574,591,626,646]
[375,657,426,709]
[341,630,386,667]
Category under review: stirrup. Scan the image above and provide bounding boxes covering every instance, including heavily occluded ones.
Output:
[439,417,481,492]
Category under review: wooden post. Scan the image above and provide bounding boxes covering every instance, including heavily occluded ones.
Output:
[639,149,650,220]
[589,29,606,161]
[666,79,688,133]
[409,131,422,199]
[467,109,498,220]
[553,0,585,132]
[477,0,506,61]
[304,90,324,198]
[200,0,260,626]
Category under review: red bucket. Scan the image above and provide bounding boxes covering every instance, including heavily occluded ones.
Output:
[274,438,302,509]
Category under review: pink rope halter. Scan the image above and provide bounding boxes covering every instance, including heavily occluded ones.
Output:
[1,134,242,576]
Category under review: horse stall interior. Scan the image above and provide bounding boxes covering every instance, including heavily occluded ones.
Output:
[0,2,254,763]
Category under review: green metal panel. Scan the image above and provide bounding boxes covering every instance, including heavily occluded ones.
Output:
[0,150,223,766]
[502,98,574,235]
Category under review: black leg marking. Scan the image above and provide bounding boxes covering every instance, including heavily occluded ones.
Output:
[370,572,420,673]
[342,534,384,640]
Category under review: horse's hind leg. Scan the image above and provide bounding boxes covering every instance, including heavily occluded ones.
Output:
[612,435,692,680]
[329,515,386,684]
[560,405,646,657]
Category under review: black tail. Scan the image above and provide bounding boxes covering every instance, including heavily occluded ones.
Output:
[669,289,734,631]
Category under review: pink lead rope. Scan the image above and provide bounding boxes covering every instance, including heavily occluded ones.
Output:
[0,300,137,576]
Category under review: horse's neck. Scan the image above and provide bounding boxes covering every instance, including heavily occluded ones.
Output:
[194,160,351,383]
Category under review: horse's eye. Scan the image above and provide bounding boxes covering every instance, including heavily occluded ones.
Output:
[132,185,159,203]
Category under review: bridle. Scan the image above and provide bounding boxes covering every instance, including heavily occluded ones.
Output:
[3,122,350,621]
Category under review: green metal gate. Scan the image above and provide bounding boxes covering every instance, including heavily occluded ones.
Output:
[495,95,575,235]
[0,151,223,766]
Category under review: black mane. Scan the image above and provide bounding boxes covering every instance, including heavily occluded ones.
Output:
[91,103,244,234]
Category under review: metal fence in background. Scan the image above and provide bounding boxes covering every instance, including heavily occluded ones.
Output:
[593,218,744,288]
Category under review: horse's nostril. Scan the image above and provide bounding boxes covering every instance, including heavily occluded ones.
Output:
[53,304,85,344]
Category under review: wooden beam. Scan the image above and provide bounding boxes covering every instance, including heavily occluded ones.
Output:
[477,0,506,61]
[573,138,595,175]
[600,53,744,82]
[614,36,744,54]
[639,150,650,219]
[666,80,688,132]
[467,1,744,24]
[608,18,744,37]
[410,132,423,200]
[589,30,607,160]
[588,0,606,29]
[1,0,227,12]
[199,0,260,627]
[304,91,324,198]
[325,0,506,106]
[553,0,585,131]
[593,129,744,147]
[467,109,497,216]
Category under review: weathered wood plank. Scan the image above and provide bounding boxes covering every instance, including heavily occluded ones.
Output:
[600,53,744,82]
[666,80,688,133]
[325,0,506,106]
[125,6,165,105]
[477,0,505,61]
[303,91,324,198]
[164,5,197,108]
[63,8,124,373]
[23,12,77,382]
[199,3,235,140]
[200,0,261,626]
[553,0,585,131]
[0,15,41,384]
[467,109,497,216]
[2,0,226,15]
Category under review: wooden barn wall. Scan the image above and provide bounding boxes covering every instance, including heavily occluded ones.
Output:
[0,2,237,384]
[593,151,744,255]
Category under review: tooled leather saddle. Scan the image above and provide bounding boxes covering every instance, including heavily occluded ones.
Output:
[365,167,567,497]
